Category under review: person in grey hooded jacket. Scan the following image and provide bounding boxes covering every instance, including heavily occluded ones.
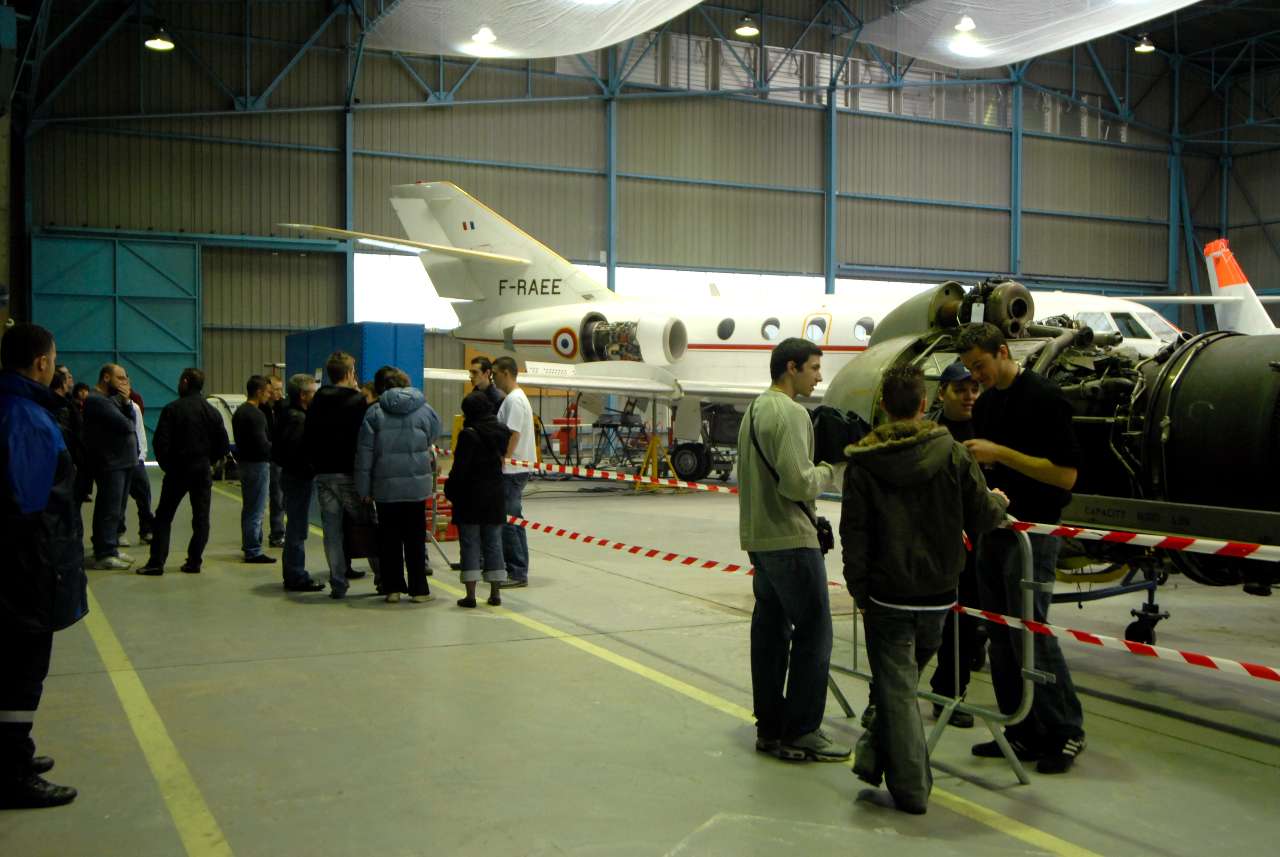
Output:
[354,369,441,603]
[840,364,1007,816]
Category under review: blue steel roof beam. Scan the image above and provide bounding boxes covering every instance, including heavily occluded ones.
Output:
[611,37,637,95]
[864,43,896,82]
[34,1,134,119]
[1231,167,1280,265]
[616,24,670,92]
[1211,39,1252,91]
[695,5,756,89]
[248,2,344,109]
[1127,65,1170,116]
[1021,80,1170,139]
[17,0,54,111]
[165,23,242,109]
[447,59,480,99]
[363,0,403,35]
[574,54,608,95]
[345,32,366,109]
[1084,41,1128,119]
[390,51,435,100]
[764,1,828,87]
[828,22,863,89]
[37,0,108,58]
[1186,25,1280,59]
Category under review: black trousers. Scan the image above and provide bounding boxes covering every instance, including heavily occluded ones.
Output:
[375,501,428,596]
[0,629,54,782]
[146,468,213,569]
[929,556,981,699]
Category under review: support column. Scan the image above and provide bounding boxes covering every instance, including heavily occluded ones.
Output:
[344,109,355,322]
[1166,59,1181,296]
[605,49,618,293]
[1010,77,1024,275]
[1219,81,1231,239]
[824,86,837,295]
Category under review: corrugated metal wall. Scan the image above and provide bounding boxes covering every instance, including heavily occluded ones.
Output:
[1230,150,1280,291]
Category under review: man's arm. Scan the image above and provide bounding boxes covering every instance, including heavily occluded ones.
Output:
[354,414,375,500]
[963,439,1077,491]
[958,446,1009,535]
[766,404,833,502]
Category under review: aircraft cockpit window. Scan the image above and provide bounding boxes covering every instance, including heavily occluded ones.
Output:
[804,316,828,343]
[1135,310,1179,343]
[1112,313,1151,339]
[761,318,781,340]
[717,318,735,340]
[1075,311,1117,334]
[854,316,875,341]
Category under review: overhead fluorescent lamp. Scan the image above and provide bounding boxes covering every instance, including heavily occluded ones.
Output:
[954,15,976,32]
[1134,33,1155,53]
[461,24,514,57]
[948,31,991,59]
[144,27,175,52]
[734,16,759,37]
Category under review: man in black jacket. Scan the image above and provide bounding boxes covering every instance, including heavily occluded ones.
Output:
[841,365,1007,814]
[50,366,89,503]
[233,375,276,565]
[264,375,286,549]
[274,374,324,592]
[83,364,138,569]
[0,324,87,809]
[136,369,230,576]
[304,351,376,598]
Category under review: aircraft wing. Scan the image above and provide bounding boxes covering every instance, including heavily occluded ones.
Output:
[1130,295,1280,304]
[279,223,531,265]
[424,363,679,398]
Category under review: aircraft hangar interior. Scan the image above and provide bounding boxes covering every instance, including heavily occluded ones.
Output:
[5,0,1280,854]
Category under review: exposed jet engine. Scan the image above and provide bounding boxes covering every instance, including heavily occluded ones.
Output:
[823,279,1280,592]
[503,309,687,366]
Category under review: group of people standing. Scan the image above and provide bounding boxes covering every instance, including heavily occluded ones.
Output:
[740,326,1086,816]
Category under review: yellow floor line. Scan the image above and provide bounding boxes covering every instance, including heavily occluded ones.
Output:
[213,482,1104,856]
[83,587,233,857]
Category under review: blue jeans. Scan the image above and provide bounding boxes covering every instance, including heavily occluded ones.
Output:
[314,473,378,596]
[459,524,506,583]
[977,529,1084,746]
[855,604,946,813]
[239,461,270,558]
[747,548,833,741]
[91,468,130,559]
[280,471,315,586]
[501,473,530,581]
[268,463,285,542]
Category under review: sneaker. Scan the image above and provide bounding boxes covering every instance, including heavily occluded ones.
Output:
[116,552,134,563]
[180,562,202,574]
[499,578,528,589]
[117,536,132,547]
[139,532,153,544]
[972,736,1043,762]
[778,730,852,762]
[283,579,325,593]
[135,565,164,576]
[385,592,401,603]
[1036,735,1086,774]
[931,703,974,729]
[94,556,132,570]
[457,596,477,608]
[244,554,277,565]
[410,593,434,603]
[0,775,77,809]
[754,735,780,756]
[486,594,502,607]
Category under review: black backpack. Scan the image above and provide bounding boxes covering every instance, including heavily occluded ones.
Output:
[810,405,870,465]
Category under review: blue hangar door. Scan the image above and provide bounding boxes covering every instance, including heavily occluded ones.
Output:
[31,236,201,445]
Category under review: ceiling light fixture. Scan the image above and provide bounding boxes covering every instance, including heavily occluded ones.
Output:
[948,31,991,59]
[955,15,976,33]
[734,16,759,38]
[144,27,175,52]
[1134,33,1155,54]
[472,26,497,45]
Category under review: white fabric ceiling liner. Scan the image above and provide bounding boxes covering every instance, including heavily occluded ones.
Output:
[858,0,1198,71]
[364,0,704,59]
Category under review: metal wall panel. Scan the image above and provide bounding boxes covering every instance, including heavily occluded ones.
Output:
[838,199,1008,272]
[620,99,823,189]
[1024,137,1167,219]
[201,248,344,392]
[1022,215,1166,282]
[1230,227,1280,292]
[1229,152,1280,224]
[619,180,823,272]
[1183,156,1222,227]
[424,332,467,420]
[840,113,1009,206]
[356,156,605,262]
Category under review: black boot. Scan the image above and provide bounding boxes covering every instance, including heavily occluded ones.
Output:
[0,775,78,809]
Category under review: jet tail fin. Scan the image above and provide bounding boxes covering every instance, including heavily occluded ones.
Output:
[1203,239,1275,334]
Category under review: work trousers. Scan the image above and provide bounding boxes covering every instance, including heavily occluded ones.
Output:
[239,461,270,558]
[459,524,506,584]
[928,556,981,700]
[280,471,315,587]
[314,473,379,597]
[0,629,54,782]
[268,463,285,542]
[91,468,130,559]
[146,468,213,569]
[376,501,429,597]
[501,473,530,581]
[120,461,154,537]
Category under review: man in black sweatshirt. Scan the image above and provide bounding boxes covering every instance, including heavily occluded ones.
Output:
[82,364,138,569]
[273,374,324,592]
[263,375,286,549]
[304,351,376,598]
[233,375,276,564]
[135,369,230,576]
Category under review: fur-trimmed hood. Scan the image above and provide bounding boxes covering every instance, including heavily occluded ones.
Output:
[844,419,955,488]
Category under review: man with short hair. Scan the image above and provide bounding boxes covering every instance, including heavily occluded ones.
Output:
[262,376,286,548]
[492,356,533,587]
[0,323,86,808]
[738,337,849,763]
[841,364,1007,814]
[305,351,378,598]
[957,322,1087,774]
[119,389,154,546]
[83,363,138,569]
[233,375,277,565]
[274,373,324,592]
[469,356,504,411]
[49,366,88,501]
[136,369,230,576]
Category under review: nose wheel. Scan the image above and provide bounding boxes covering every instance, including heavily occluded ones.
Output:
[1124,602,1168,645]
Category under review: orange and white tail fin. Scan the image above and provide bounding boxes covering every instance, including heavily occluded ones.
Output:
[1203,239,1275,334]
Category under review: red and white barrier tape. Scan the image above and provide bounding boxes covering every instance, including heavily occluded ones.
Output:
[1007,521,1280,563]
[954,604,1280,684]
[504,460,738,494]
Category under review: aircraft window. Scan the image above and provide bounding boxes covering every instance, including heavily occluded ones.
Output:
[1112,312,1151,339]
[1136,310,1179,343]
[1075,311,1117,334]
[804,317,828,343]
[717,318,735,340]
[854,316,875,341]
[761,318,781,340]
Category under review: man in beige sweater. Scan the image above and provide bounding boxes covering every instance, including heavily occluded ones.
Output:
[738,337,849,762]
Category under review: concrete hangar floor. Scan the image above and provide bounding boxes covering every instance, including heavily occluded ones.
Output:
[4,470,1279,857]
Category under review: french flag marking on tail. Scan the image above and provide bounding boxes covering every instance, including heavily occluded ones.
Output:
[461,220,476,231]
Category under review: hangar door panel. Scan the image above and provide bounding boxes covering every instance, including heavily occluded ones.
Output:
[32,236,200,443]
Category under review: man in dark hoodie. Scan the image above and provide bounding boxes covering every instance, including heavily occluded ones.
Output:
[840,364,1007,815]
[83,364,138,569]
[136,368,230,576]
[232,375,276,565]
[274,373,324,592]
[263,375,286,549]
[304,351,377,598]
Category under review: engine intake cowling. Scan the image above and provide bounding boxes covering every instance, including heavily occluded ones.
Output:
[582,315,687,365]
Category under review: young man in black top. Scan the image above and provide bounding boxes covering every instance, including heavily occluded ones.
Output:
[957,323,1087,774]
[232,375,277,565]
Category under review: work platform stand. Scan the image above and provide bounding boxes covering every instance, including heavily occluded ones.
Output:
[830,525,1044,784]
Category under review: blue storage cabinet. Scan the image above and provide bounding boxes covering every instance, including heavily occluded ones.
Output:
[285,323,424,389]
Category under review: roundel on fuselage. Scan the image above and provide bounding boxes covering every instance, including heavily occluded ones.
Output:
[553,327,579,359]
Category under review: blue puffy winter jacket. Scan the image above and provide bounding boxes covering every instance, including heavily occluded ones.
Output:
[354,386,442,504]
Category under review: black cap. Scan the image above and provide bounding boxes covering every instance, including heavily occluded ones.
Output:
[939,361,972,385]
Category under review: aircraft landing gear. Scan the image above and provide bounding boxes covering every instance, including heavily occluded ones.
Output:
[671,442,711,482]
[1124,602,1169,645]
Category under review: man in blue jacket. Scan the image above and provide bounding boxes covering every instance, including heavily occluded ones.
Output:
[0,323,87,809]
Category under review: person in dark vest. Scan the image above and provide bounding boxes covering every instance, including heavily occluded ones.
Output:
[233,375,277,565]
[0,323,87,809]
[445,391,512,608]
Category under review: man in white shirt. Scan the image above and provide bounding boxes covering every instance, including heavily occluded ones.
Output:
[493,356,534,587]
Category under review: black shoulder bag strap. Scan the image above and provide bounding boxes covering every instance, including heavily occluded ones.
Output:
[748,400,821,531]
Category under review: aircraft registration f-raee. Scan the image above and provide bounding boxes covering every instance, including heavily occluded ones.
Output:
[284,182,1275,401]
